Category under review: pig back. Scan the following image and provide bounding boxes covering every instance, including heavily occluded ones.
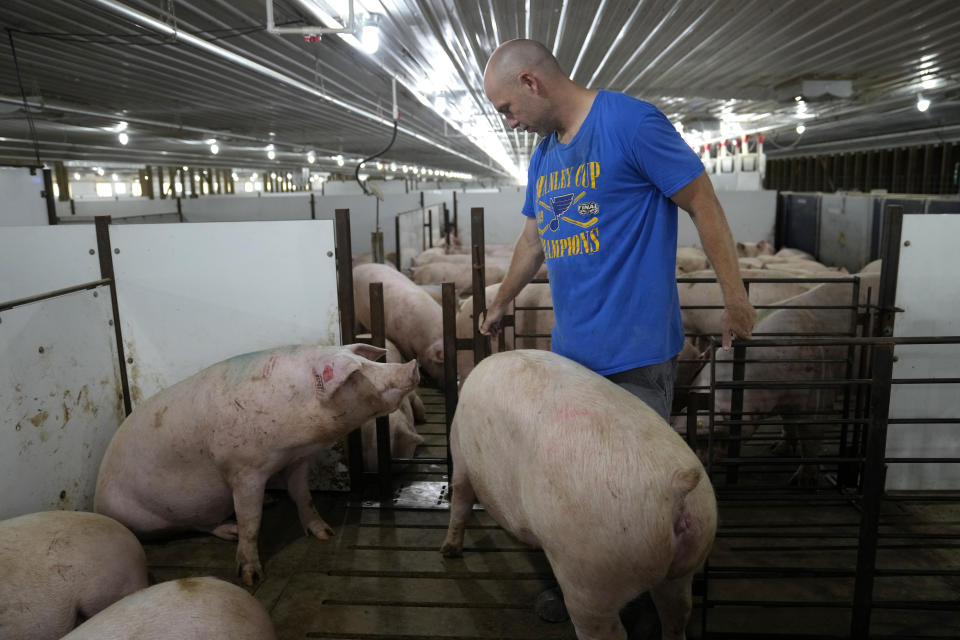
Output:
[455,350,713,564]
[0,511,148,640]
[353,263,442,358]
[61,577,277,640]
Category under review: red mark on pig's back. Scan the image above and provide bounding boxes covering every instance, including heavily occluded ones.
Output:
[260,356,278,380]
[323,365,334,382]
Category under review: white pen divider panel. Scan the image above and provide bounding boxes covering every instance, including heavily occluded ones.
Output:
[180,192,311,222]
[887,214,960,490]
[0,288,125,519]
[0,225,102,303]
[110,220,340,405]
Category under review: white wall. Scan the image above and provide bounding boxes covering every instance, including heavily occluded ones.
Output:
[886,214,960,490]
[0,167,48,226]
[456,190,526,246]
[679,190,777,247]
[182,192,309,222]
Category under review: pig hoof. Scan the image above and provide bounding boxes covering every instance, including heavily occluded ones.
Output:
[239,563,263,587]
[440,542,462,558]
[306,521,334,539]
[210,522,239,541]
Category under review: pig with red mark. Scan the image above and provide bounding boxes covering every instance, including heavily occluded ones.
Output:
[61,577,276,640]
[94,343,418,585]
[0,511,148,640]
[442,350,716,640]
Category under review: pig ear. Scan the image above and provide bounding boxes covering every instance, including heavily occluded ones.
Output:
[311,356,361,396]
[345,343,387,362]
[736,241,745,252]
[758,240,768,250]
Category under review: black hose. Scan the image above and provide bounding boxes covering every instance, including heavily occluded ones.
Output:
[354,118,398,196]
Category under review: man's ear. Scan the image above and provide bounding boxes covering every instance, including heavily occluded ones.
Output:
[311,355,361,397]
[518,71,539,93]
[345,343,387,362]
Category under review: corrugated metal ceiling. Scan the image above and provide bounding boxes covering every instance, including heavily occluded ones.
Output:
[1,0,958,181]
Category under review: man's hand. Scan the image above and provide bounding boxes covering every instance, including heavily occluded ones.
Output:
[480,304,506,338]
[721,296,757,350]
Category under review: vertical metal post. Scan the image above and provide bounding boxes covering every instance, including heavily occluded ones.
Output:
[394,216,401,270]
[41,168,58,225]
[471,208,489,365]
[176,197,183,222]
[442,282,459,474]
[94,216,132,416]
[426,207,434,248]
[370,282,392,502]
[839,276,862,488]
[851,205,903,639]
[726,281,748,485]
[309,192,316,220]
[453,192,459,233]
[335,209,363,493]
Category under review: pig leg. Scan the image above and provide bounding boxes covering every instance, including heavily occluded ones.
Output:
[410,392,427,424]
[563,592,626,640]
[650,574,694,640]
[440,464,476,557]
[231,475,268,586]
[283,457,334,539]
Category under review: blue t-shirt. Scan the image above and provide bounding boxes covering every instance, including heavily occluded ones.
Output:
[521,90,704,375]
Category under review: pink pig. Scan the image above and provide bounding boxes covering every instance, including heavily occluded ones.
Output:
[442,350,717,640]
[95,343,418,585]
[0,510,148,640]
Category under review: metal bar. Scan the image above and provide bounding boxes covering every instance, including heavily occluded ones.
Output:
[471,207,489,365]
[369,282,391,502]
[42,168,57,225]
[727,281,748,485]
[851,205,903,640]
[391,457,446,464]
[394,216,401,270]
[309,192,316,220]
[94,216,132,416]
[335,209,363,494]
[442,282,458,474]
[0,279,111,313]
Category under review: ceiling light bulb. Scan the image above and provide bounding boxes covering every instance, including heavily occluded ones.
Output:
[360,25,379,54]
[115,121,128,132]
[231,172,239,181]
[336,156,344,167]
[917,97,930,112]
[307,151,316,164]
[118,132,129,145]
[390,162,397,171]
[795,124,806,135]
[267,150,276,160]
[205,138,217,145]
[111,173,118,181]
[96,168,105,176]
[794,96,802,102]
[73,172,81,180]
[210,143,219,155]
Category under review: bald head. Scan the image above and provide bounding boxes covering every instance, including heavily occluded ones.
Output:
[484,39,565,93]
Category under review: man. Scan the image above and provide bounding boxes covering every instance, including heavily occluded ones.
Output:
[481,39,755,418]
[478,39,756,624]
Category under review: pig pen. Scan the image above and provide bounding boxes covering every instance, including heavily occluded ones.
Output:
[4,207,959,640]
[425,205,960,639]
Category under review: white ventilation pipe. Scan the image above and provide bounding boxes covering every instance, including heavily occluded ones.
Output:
[267,0,355,35]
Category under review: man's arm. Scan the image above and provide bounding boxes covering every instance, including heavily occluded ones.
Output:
[670,172,757,349]
[479,217,545,337]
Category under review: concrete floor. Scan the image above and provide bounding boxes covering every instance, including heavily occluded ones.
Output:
[141,387,960,639]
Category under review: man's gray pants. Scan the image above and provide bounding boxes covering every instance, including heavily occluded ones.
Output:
[605,356,678,421]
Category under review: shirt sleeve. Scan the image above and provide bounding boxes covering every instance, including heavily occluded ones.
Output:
[629,108,705,198]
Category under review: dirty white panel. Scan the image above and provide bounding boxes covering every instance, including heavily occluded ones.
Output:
[0,289,125,519]
[72,197,180,220]
[0,226,101,303]
[396,208,425,271]
[456,191,525,246]
[887,214,960,490]
[111,220,340,406]
[678,189,777,247]
[0,168,48,226]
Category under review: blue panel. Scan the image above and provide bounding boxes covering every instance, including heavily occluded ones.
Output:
[782,192,820,258]
[926,198,960,214]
